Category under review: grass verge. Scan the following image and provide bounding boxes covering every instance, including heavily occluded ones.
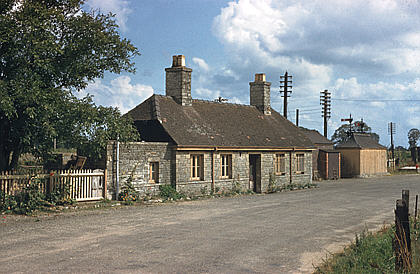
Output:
[315,220,420,273]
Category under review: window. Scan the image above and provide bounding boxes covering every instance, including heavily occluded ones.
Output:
[191,154,204,180]
[149,162,159,183]
[296,154,305,173]
[275,154,286,175]
[220,154,232,179]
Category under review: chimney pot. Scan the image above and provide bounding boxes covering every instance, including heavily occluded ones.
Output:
[255,73,266,82]
[172,55,185,67]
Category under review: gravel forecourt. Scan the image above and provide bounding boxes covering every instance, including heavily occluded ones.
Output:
[1,174,420,273]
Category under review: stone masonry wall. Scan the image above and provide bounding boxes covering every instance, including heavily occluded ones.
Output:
[106,142,312,199]
[175,150,312,195]
[106,141,173,199]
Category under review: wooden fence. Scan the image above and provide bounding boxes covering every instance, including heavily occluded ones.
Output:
[0,169,106,202]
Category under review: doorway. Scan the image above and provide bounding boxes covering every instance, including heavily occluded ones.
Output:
[249,154,261,193]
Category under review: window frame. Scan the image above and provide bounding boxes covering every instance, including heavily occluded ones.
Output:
[296,153,305,174]
[220,154,232,179]
[275,153,286,175]
[149,162,159,183]
[190,154,204,181]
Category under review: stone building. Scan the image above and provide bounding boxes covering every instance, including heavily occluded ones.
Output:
[106,55,314,199]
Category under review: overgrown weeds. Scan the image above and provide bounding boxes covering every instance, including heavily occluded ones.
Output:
[159,184,185,201]
[1,177,74,215]
[315,226,394,273]
[315,219,420,273]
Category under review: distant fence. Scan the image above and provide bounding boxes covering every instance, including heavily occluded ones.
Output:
[0,169,106,202]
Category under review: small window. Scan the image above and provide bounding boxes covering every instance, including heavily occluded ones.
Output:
[296,154,305,173]
[275,154,286,175]
[220,154,232,179]
[149,162,159,183]
[191,154,204,180]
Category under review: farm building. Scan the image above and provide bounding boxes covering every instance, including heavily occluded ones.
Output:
[105,55,315,199]
[335,133,387,178]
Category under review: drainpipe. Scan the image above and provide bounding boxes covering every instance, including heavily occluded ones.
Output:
[212,147,216,192]
[116,138,120,200]
[289,149,294,184]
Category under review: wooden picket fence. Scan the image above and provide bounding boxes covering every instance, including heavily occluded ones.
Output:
[0,169,106,202]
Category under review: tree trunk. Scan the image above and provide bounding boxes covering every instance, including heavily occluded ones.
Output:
[9,148,21,170]
[0,147,11,171]
[0,119,12,171]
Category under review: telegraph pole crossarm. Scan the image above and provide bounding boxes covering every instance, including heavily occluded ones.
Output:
[280,71,292,119]
[320,89,331,137]
[341,114,353,137]
[388,122,396,168]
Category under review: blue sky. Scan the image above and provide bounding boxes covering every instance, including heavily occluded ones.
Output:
[81,0,420,147]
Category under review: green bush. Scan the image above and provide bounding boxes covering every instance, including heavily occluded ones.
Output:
[159,184,184,200]
[8,179,46,215]
[46,181,74,206]
[118,180,139,205]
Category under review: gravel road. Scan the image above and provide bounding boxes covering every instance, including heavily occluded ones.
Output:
[1,174,420,273]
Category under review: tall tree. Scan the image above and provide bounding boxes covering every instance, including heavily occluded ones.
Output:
[0,0,140,171]
[331,120,379,145]
[408,128,420,148]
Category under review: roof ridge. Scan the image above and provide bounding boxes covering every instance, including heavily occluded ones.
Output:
[192,98,255,108]
[151,94,161,121]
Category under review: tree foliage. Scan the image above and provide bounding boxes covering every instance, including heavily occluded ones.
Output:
[331,120,379,145]
[0,0,140,171]
[408,128,420,148]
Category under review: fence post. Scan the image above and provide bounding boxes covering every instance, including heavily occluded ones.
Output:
[394,199,411,271]
[415,195,419,229]
[402,189,410,211]
[48,171,54,196]
[103,169,107,199]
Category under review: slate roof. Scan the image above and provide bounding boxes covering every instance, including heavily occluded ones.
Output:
[335,133,386,149]
[301,128,333,145]
[126,94,314,148]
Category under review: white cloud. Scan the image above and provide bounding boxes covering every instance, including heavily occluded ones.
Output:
[87,0,132,31]
[80,76,154,114]
[213,0,420,77]
[192,57,210,72]
[211,0,420,146]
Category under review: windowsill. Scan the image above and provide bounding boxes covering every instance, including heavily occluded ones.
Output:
[295,172,305,174]
[275,172,286,176]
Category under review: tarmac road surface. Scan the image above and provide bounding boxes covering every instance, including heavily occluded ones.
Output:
[1,174,420,273]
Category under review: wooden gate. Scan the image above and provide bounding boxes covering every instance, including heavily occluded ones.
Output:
[49,170,106,201]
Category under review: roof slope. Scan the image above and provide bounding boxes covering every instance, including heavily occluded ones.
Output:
[127,95,313,148]
[301,128,333,145]
[335,133,386,149]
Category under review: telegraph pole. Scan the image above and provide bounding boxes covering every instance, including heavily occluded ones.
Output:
[320,89,331,137]
[280,71,292,119]
[389,122,396,167]
[295,109,299,127]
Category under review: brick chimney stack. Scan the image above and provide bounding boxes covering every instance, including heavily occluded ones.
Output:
[250,73,271,115]
[165,55,192,106]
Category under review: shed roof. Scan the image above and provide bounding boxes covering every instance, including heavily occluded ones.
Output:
[335,133,386,149]
[301,128,333,145]
[126,94,313,149]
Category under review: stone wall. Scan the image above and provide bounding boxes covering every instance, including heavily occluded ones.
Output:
[106,141,173,199]
[175,150,312,194]
[175,151,250,195]
[106,142,312,199]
